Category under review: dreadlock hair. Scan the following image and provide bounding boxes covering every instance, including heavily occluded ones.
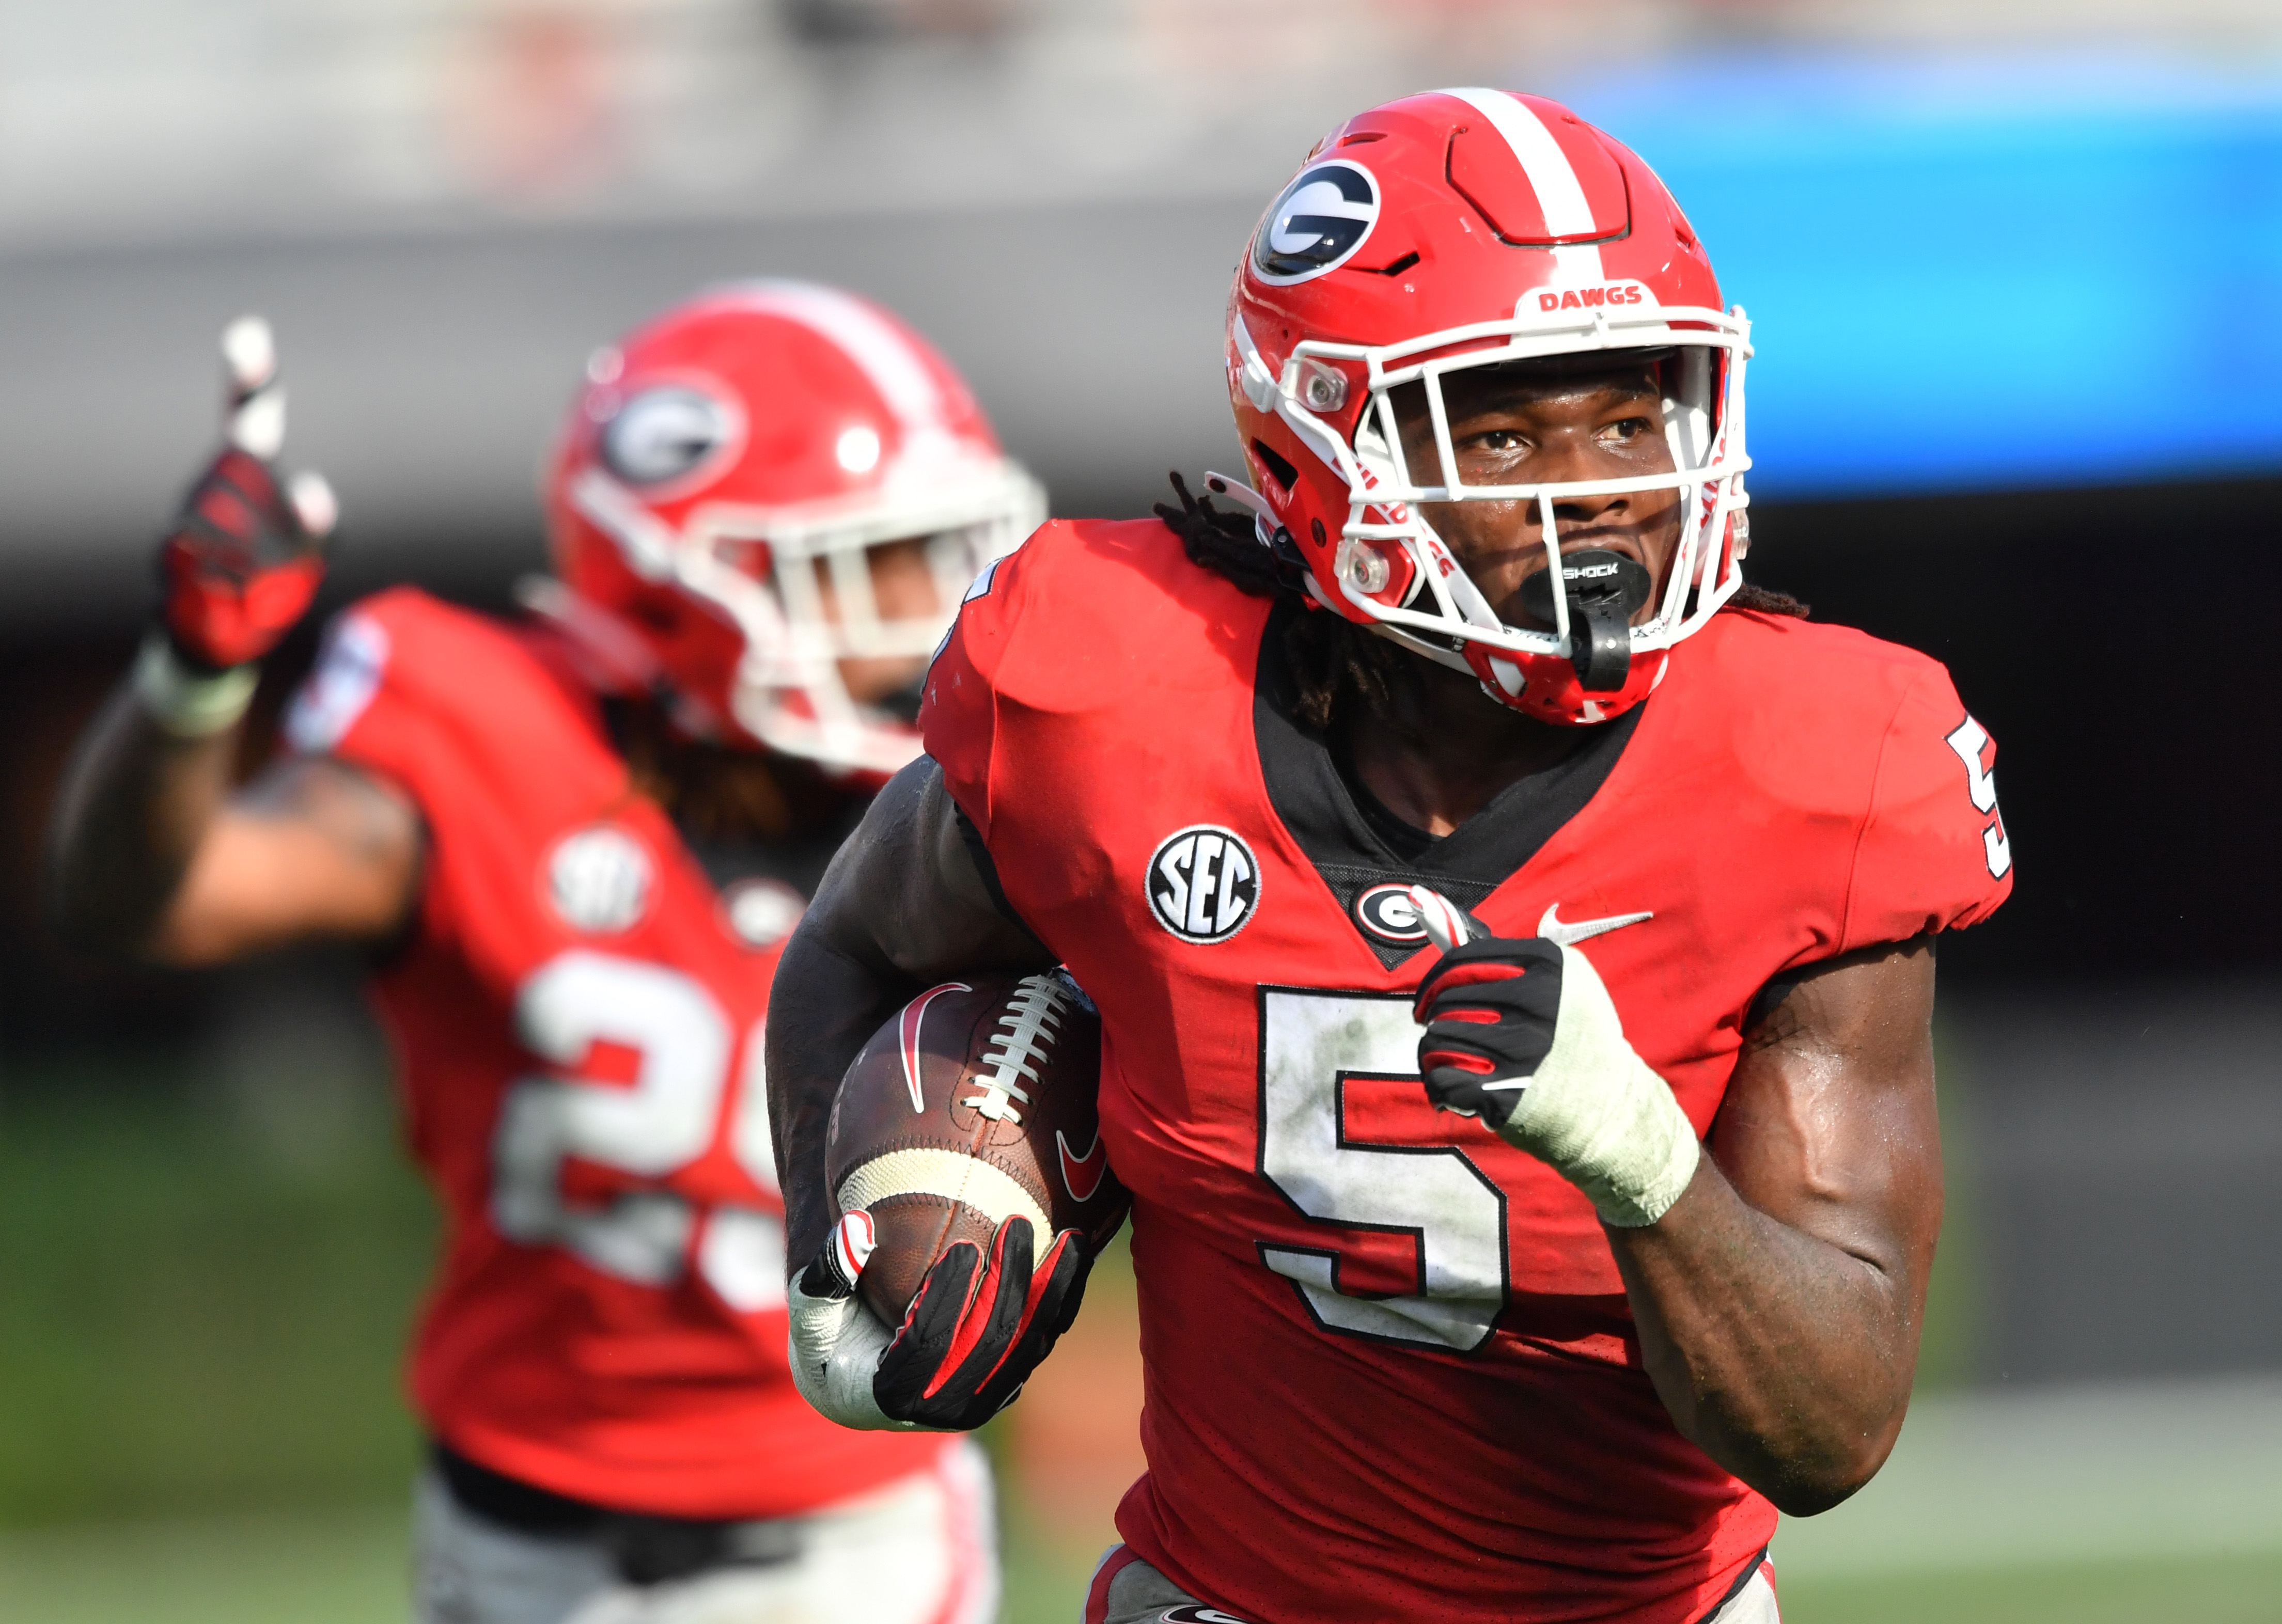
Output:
[1152,471,1806,735]
[603,691,851,845]
[1156,472,1418,733]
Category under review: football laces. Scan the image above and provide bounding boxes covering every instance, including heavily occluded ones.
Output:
[964,974,1070,1125]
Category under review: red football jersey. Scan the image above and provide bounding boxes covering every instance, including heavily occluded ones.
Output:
[285,587,946,1517]
[922,521,2011,1623]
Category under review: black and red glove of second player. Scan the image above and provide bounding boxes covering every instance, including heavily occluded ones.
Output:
[157,318,336,672]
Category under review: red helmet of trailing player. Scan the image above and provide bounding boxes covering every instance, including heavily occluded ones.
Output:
[1222,88,1752,726]
[542,281,1045,776]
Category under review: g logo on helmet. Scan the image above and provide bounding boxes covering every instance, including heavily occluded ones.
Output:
[599,385,742,493]
[1147,825,1260,944]
[1252,160,1380,285]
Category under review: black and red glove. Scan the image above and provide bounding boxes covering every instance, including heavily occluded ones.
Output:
[157,317,336,672]
[1406,886,1702,1229]
[1407,889,1562,1119]
[787,1210,1093,1432]
[873,1216,1092,1429]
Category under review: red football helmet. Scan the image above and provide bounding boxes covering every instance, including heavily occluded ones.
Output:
[1220,88,1752,726]
[539,281,1045,775]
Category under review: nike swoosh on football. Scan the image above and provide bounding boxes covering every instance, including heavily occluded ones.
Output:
[1538,903,1653,945]
[899,982,972,1113]
[1057,1128,1108,1203]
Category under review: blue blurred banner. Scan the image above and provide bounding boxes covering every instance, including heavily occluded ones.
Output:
[1570,58,2282,497]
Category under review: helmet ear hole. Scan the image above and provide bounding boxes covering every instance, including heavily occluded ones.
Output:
[1249,438,1300,495]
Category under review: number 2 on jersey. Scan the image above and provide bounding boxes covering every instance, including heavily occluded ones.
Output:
[492,951,785,1311]
[1256,987,1508,1352]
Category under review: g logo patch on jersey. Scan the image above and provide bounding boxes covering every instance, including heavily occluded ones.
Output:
[1160,1608,1254,1624]
[1354,882,1429,944]
[1252,160,1380,284]
[547,827,654,935]
[1147,825,1260,944]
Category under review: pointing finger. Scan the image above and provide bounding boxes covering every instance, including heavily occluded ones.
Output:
[221,316,285,459]
[220,316,275,397]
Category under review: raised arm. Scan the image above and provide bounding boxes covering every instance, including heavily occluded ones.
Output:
[44,316,421,966]
[1608,937,1941,1515]
[765,755,1052,1271]
[49,706,421,964]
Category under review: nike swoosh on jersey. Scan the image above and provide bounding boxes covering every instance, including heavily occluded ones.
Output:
[1537,903,1653,945]
[899,982,972,1113]
[1057,1128,1108,1203]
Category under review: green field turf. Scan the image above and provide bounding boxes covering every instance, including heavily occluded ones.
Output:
[0,1081,434,1523]
[1780,1552,2282,1624]
[4,1512,2280,1624]
[0,1509,410,1624]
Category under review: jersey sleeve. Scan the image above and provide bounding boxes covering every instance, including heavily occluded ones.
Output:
[283,602,395,762]
[919,545,1031,842]
[1840,664,2013,949]
[279,588,625,958]
[281,589,465,795]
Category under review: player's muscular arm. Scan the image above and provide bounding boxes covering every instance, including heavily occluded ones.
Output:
[48,686,421,964]
[766,758,1053,1272]
[1606,939,1941,1516]
[47,315,414,965]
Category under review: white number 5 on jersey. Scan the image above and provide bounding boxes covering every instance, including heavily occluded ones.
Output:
[1944,715,2012,880]
[1256,987,1507,1353]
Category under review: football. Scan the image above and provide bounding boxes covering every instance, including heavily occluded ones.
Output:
[825,970,1129,1326]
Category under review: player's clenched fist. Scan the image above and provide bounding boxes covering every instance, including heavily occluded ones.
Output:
[788,1210,1091,1432]
[1408,887,1700,1229]
[138,318,337,735]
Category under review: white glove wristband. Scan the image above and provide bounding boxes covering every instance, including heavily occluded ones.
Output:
[785,1212,936,1432]
[133,635,258,738]
[1489,942,1700,1228]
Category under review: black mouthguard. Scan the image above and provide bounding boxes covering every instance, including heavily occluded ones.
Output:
[1518,549,1652,693]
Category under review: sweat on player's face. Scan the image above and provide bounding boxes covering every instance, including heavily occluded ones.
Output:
[1388,359,1685,629]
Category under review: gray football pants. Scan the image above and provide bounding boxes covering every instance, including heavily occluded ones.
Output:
[1089,1548,1780,1624]
[413,1440,997,1624]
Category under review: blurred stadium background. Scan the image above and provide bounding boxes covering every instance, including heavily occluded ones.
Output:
[2,0,2280,1618]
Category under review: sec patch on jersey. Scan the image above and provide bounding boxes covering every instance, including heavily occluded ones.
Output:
[825,971,1129,1325]
[1147,825,1260,944]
